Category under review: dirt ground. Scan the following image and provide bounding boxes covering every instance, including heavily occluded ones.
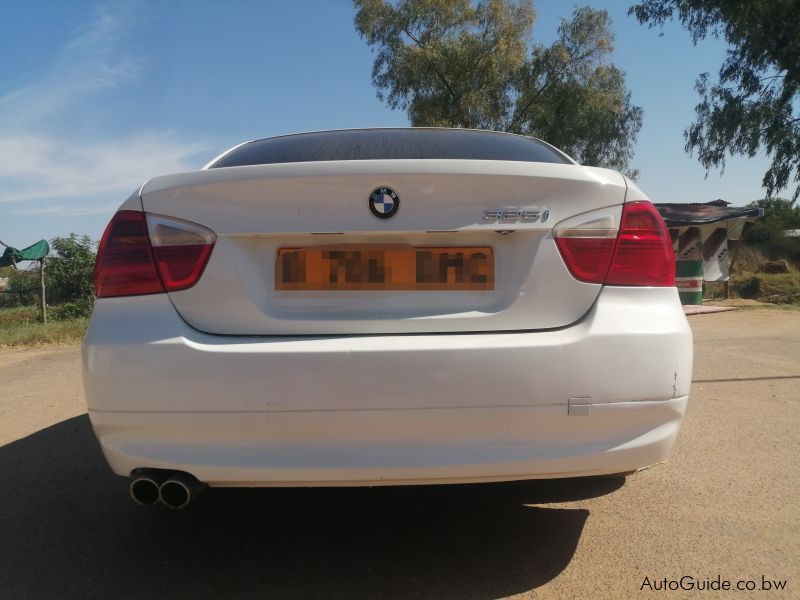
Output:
[1,308,798,599]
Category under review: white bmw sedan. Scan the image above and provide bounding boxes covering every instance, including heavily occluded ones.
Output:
[83,128,692,508]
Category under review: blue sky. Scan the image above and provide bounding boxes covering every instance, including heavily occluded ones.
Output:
[0,0,780,247]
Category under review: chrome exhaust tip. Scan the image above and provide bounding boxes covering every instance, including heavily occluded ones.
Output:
[159,473,206,510]
[129,474,162,506]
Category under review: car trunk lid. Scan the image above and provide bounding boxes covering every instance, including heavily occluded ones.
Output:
[140,160,626,335]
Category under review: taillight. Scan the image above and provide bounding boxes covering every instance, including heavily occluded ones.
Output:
[554,206,620,284]
[94,211,163,298]
[605,201,675,286]
[94,211,215,298]
[554,201,675,287]
[146,214,215,291]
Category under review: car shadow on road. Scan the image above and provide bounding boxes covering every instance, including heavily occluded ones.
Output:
[1,414,625,599]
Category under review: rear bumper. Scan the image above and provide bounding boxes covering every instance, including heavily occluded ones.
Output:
[88,398,687,486]
[83,287,693,486]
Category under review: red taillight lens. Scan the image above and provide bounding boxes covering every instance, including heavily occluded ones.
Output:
[94,211,216,298]
[94,211,163,298]
[554,237,616,283]
[605,201,675,286]
[553,205,620,284]
[554,201,675,287]
[152,245,214,291]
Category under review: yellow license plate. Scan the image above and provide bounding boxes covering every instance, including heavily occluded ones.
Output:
[275,245,494,291]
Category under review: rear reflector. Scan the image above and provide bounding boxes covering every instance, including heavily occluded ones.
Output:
[554,201,675,287]
[94,211,215,298]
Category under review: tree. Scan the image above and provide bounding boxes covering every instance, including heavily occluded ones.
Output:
[45,234,96,317]
[629,0,800,200]
[744,198,800,262]
[353,0,643,175]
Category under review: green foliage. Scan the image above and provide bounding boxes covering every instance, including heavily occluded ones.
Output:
[50,299,95,321]
[735,275,762,299]
[629,0,800,200]
[353,0,643,175]
[744,198,800,263]
[45,234,96,316]
[0,269,38,308]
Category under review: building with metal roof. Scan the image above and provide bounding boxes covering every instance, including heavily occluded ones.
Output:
[654,200,763,304]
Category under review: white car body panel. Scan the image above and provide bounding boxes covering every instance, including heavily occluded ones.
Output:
[83,287,692,486]
[83,130,693,488]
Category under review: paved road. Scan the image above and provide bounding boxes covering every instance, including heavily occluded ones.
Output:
[1,308,798,599]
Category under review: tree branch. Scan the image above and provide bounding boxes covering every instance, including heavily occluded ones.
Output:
[507,42,602,131]
[401,25,471,126]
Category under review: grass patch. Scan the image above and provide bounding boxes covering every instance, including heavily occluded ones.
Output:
[0,306,87,347]
[0,306,40,327]
[705,273,800,304]
[733,273,800,304]
[736,303,800,311]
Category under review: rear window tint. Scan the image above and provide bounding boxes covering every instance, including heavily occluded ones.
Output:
[210,129,570,168]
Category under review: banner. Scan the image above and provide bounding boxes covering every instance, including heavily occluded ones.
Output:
[700,225,729,282]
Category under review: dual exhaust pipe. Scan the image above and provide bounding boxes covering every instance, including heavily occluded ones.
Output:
[129,470,206,509]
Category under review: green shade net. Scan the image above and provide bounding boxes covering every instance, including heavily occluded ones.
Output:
[0,240,49,267]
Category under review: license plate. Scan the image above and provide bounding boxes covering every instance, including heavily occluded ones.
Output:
[276,245,494,291]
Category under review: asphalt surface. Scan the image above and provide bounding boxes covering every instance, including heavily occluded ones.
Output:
[1,308,798,599]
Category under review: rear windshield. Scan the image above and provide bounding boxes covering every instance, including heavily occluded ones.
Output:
[210,128,570,168]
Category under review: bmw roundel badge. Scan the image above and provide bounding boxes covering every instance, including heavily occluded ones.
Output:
[369,187,400,220]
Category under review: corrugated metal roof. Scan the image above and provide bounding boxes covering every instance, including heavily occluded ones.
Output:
[654,200,763,227]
